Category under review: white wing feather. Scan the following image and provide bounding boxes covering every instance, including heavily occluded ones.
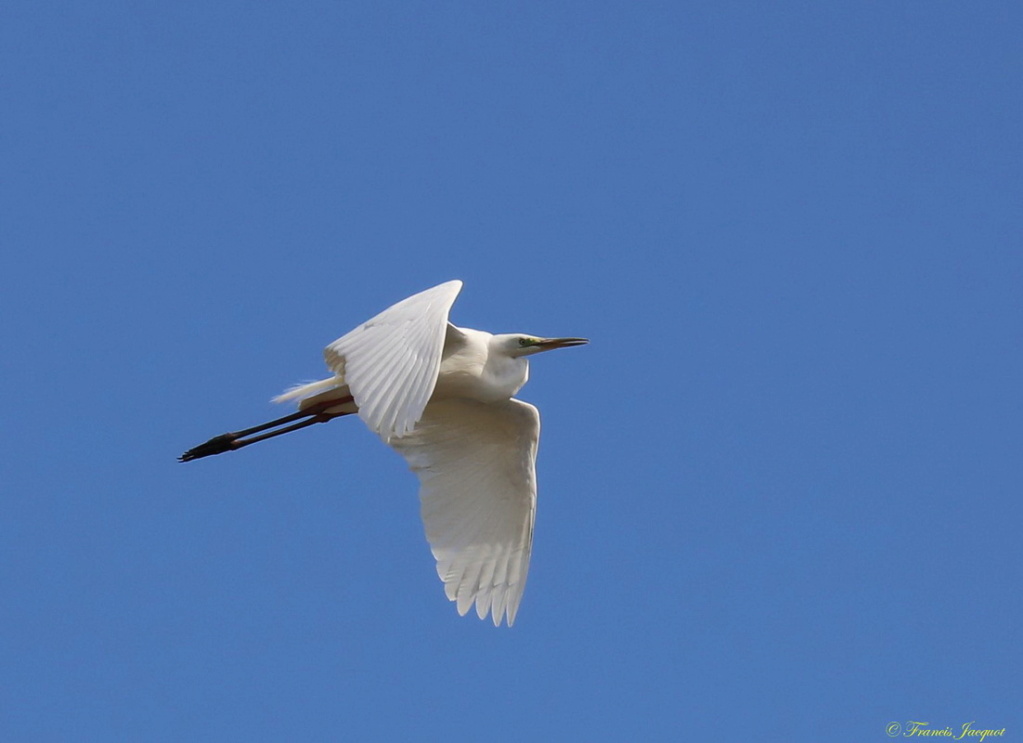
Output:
[324,280,462,440]
[390,398,540,627]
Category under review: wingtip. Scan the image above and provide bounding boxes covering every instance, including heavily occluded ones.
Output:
[433,279,463,298]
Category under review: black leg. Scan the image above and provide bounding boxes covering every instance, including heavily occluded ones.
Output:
[179,397,354,462]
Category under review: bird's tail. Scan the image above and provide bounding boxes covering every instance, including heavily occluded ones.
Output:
[272,376,344,407]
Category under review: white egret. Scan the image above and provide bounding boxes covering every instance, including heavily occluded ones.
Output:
[180,280,587,626]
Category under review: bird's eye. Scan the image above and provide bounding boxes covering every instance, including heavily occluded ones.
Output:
[518,337,532,347]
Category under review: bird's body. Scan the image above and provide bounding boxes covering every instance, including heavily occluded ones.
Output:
[181,280,586,626]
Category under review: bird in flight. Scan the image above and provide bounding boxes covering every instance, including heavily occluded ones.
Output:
[180,280,587,626]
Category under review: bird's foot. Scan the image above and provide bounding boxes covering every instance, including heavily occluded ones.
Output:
[179,433,239,462]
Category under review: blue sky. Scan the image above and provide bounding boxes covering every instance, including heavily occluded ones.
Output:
[2,2,1020,740]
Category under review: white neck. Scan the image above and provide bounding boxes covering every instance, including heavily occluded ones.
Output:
[481,336,530,400]
[434,327,529,402]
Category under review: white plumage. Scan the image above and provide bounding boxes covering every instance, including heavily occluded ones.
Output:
[322,281,462,440]
[392,397,538,625]
[182,280,586,626]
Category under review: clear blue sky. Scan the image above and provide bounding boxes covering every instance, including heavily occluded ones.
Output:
[2,2,1020,740]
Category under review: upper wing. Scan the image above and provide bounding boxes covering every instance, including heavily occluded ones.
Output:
[324,280,462,440]
[390,398,540,627]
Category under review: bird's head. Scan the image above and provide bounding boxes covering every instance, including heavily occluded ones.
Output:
[498,334,589,358]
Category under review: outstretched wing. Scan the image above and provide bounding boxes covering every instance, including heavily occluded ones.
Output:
[390,398,540,627]
[324,280,462,440]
